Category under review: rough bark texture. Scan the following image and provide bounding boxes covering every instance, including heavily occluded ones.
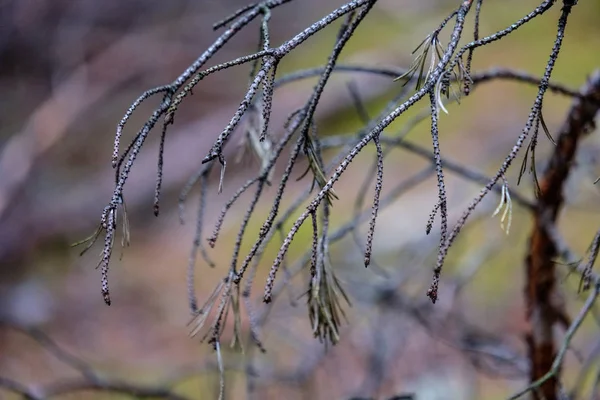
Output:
[525,70,600,400]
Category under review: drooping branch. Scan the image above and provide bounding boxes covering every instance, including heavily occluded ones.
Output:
[265,0,474,303]
[76,5,597,390]
[428,0,572,303]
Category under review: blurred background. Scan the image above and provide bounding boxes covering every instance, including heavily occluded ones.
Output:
[1,0,600,399]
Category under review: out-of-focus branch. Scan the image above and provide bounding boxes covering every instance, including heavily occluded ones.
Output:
[0,320,98,381]
[274,65,584,99]
[0,318,194,400]
[26,378,190,400]
[0,375,191,400]
[321,133,534,210]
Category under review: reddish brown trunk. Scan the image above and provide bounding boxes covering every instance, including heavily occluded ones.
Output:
[525,71,600,400]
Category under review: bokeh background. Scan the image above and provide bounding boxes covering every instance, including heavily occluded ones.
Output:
[1,0,600,399]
